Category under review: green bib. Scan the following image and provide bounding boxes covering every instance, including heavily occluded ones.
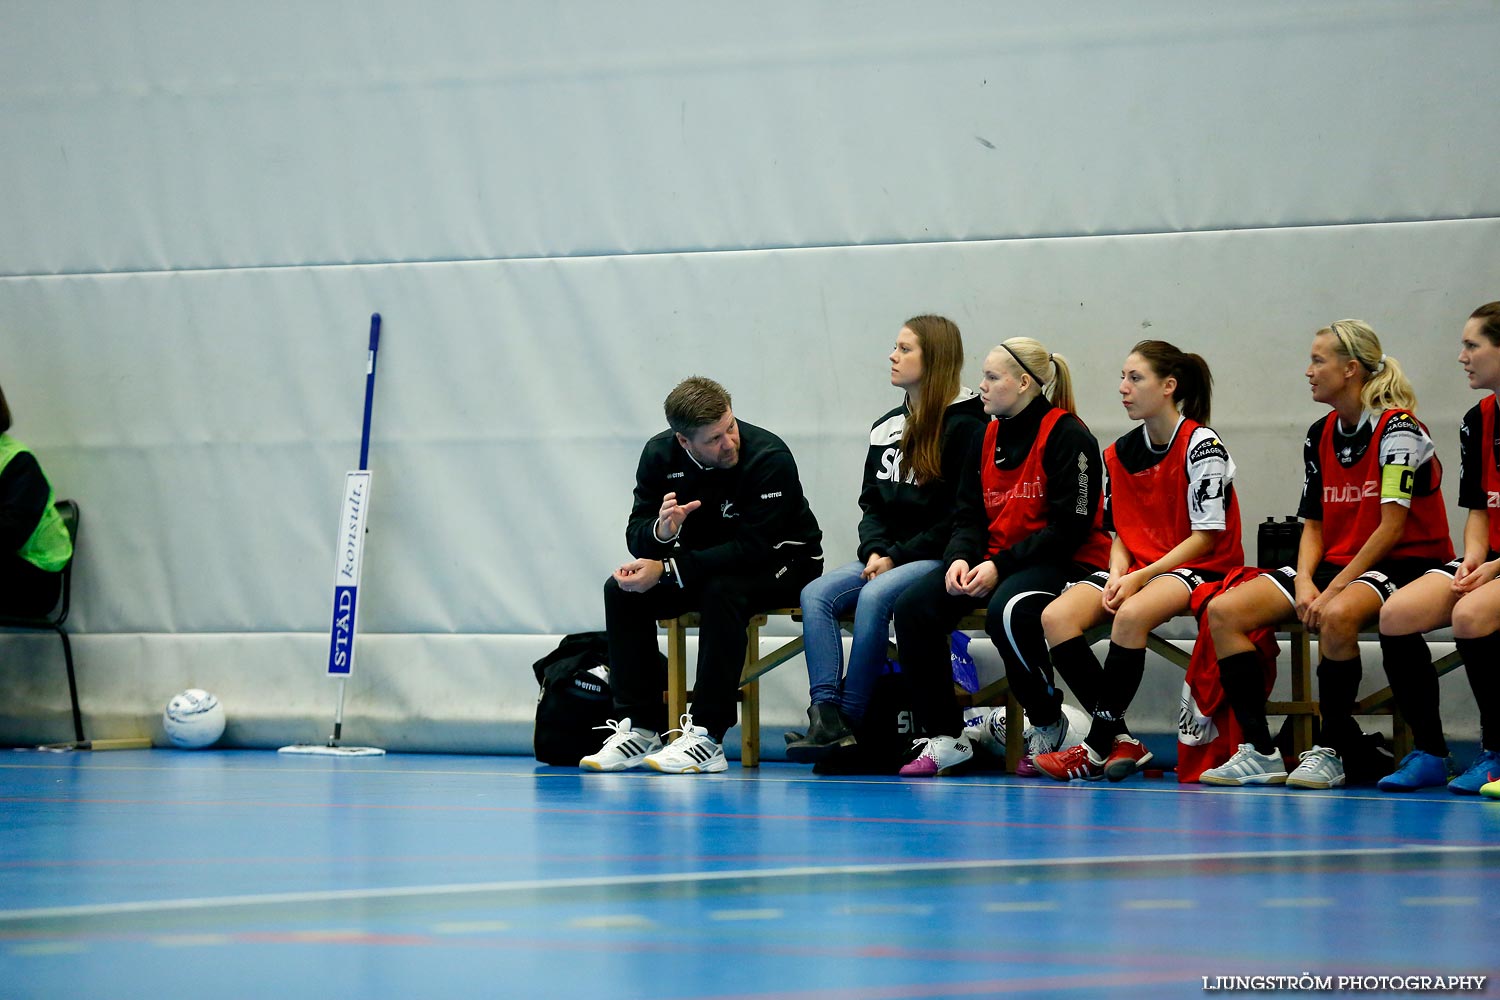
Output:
[0,434,72,572]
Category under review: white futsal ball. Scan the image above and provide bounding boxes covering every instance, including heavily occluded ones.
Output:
[963,701,1091,754]
[163,689,226,748]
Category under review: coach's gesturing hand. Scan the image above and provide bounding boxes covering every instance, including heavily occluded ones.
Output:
[654,492,701,541]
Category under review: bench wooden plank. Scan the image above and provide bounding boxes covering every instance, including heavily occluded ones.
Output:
[658,606,1466,769]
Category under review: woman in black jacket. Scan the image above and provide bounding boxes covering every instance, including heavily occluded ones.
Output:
[787,315,985,759]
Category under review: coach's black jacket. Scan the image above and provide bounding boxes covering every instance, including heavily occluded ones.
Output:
[625,420,822,586]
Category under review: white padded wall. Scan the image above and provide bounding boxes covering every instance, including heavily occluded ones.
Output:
[2,2,1497,750]
[6,2,1499,274]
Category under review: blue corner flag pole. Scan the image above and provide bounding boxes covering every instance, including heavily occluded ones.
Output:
[359,313,381,471]
[325,314,382,746]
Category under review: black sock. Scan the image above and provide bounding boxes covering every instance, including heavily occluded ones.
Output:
[1218,649,1275,755]
[1081,644,1142,755]
[1097,642,1147,725]
[1456,633,1500,752]
[1380,632,1447,757]
[1049,635,1103,716]
[1317,655,1362,757]
[1083,716,1125,756]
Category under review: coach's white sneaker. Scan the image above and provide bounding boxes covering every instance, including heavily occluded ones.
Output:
[579,718,662,771]
[643,715,728,774]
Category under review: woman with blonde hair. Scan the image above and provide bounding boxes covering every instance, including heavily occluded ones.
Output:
[1374,302,1500,795]
[1201,320,1452,789]
[890,337,1111,776]
[787,315,986,759]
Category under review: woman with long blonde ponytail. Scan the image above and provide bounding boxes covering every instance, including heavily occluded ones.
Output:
[1204,320,1452,790]
[888,336,1113,777]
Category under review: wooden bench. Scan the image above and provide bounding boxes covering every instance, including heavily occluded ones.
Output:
[658,608,1189,770]
[659,610,1465,769]
[1280,624,1464,759]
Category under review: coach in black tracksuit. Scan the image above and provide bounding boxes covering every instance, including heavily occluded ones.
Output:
[604,377,822,742]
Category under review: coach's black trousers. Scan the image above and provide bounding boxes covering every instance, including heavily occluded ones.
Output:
[604,560,817,740]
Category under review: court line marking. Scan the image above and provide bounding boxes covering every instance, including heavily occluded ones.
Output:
[567,915,655,929]
[7,942,88,956]
[835,903,935,916]
[709,909,785,921]
[1401,896,1479,907]
[1,843,1494,927]
[1261,897,1334,908]
[151,933,234,947]
[431,920,513,934]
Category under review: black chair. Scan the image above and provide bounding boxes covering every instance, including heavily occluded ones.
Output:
[0,499,83,742]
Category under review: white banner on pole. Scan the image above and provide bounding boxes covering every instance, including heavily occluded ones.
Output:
[327,470,372,677]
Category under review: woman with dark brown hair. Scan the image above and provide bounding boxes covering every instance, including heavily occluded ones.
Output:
[1034,340,1243,782]
[787,315,986,760]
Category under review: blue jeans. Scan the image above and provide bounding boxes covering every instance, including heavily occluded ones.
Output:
[799,558,940,722]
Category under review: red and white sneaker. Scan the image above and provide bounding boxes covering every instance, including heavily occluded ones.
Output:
[1103,735,1154,782]
[1034,743,1105,781]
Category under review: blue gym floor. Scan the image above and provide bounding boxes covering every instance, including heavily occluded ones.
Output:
[1,751,1495,999]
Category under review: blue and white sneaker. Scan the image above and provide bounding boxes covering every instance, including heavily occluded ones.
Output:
[1377,750,1455,792]
[579,718,662,771]
[643,715,728,774]
[1449,749,1500,795]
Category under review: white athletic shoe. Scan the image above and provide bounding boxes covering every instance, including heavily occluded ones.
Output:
[1286,745,1346,789]
[1016,715,1070,778]
[962,708,1003,754]
[579,718,663,772]
[898,734,975,777]
[643,715,728,774]
[1200,743,1288,786]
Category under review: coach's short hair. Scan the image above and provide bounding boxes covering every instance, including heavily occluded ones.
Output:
[664,376,732,436]
[0,382,11,434]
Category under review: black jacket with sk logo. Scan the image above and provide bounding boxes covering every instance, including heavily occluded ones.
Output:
[625,419,822,585]
[855,391,987,566]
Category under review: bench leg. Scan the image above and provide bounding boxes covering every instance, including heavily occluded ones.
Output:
[1004,692,1023,774]
[1290,629,1315,756]
[665,619,688,731]
[1391,705,1413,760]
[740,620,760,767]
[742,680,760,768]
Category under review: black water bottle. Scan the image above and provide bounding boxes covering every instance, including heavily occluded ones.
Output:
[1256,517,1278,569]
[1280,515,1302,569]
